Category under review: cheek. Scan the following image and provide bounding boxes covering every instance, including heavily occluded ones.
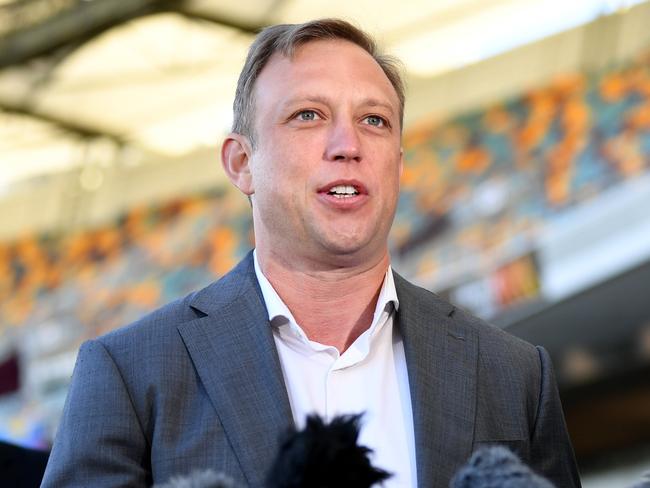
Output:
[372,151,402,188]
[252,156,306,216]
[252,146,286,190]
[260,141,318,194]
[378,160,402,214]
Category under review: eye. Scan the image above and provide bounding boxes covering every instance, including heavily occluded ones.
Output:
[295,110,321,121]
[364,115,387,127]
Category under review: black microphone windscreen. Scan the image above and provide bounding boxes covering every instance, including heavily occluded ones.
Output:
[450,445,556,488]
[267,413,391,488]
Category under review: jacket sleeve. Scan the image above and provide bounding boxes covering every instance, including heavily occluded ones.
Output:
[41,339,151,487]
[529,346,582,487]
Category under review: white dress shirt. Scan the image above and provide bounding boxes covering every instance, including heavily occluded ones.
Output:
[253,250,417,487]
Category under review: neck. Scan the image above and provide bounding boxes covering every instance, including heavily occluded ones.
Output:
[256,247,391,353]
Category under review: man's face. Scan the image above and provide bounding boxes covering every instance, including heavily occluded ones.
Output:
[246,39,403,266]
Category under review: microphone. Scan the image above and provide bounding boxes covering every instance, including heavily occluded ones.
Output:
[450,445,556,488]
[154,469,240,488]
[266,413,391,488]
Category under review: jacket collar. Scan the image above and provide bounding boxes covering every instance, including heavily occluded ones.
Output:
[178,252,294,487]
[394,271,478,488]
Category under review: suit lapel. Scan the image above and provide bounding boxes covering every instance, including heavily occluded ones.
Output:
[395,272,478,488]
[177,254,293,488]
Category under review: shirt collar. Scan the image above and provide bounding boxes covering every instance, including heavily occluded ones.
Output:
[253,249,399,330]
[253,249,300,326]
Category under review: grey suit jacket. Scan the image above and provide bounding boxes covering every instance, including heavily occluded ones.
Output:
[42,253,581,487]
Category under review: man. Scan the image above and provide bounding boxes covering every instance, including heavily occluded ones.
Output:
[42,19,581,488]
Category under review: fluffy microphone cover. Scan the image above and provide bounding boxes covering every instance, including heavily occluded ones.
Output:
[450,445,556,488]
[266,413,391,488]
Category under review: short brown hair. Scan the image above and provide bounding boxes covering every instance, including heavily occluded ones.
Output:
[232,18,405,145]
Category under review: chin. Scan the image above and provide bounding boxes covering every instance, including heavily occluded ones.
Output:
[318,234,383,261]
[310,219,388,259]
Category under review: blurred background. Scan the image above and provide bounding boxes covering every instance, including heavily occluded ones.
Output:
[1,0,650,486]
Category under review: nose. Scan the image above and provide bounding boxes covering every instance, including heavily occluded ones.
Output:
[323,118,361,162]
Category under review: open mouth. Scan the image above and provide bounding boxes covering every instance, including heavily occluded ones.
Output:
[327,185,360,199]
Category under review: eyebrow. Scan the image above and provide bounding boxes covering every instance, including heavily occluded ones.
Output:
[360,98,396,115]
[281,96,396,115]
[281,95,330,110]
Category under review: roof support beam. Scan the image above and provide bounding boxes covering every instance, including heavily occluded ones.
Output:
[0,0,262,69]
[0,0,165,68]
[0,102,128,145]
[172,1,264,34]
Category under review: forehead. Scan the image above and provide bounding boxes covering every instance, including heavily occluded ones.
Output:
[253,39,400,113]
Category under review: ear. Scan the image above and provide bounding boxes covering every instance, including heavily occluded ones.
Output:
[221,133,254,195]
[399,147,404,179]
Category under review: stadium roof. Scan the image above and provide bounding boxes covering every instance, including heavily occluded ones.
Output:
[0,0,644,189]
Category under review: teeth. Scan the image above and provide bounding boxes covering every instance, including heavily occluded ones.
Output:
[328,185,359,197]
